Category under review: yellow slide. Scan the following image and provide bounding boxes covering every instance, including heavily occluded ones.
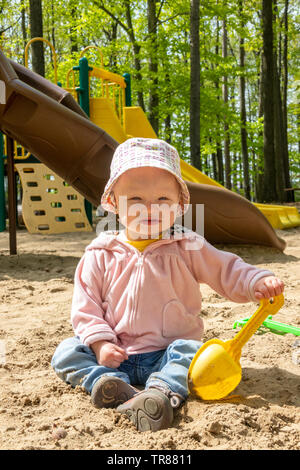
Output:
[123,106,300,230]
[91,101,300,230]
[179,159,300,229]
[90,98,127,143]
[180,162,300,230]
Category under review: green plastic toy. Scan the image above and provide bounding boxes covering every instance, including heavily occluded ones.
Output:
[233,315,300,336]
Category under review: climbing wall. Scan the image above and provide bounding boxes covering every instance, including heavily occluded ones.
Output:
[15,163,93,234]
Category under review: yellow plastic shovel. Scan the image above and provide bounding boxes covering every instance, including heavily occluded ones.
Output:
[187,294,284,400]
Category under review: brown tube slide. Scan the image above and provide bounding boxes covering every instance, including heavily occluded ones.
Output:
[0,49,285,250]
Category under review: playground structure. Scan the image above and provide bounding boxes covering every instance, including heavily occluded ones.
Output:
[16,161,92,234]
[0,39,299,254]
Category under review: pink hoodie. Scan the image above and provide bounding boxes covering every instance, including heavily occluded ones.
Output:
[71,225,274,355]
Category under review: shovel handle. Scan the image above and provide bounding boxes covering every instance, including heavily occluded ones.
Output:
[230,294,284,356]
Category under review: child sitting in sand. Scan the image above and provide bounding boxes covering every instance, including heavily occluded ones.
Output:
[51,138,284,432]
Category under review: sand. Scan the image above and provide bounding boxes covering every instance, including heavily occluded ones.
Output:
[0,225,299,450]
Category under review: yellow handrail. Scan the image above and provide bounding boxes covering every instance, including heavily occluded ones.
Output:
[79,46,104,66]
[65,67,78,100]
[25,37,58,84]
[89,66,126,88]
[66,47,126,125]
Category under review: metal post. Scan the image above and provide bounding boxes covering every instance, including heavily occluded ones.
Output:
[73,57,93,226]
[123,73,132,107]
[6,137,17,255]
[0,132,6,232]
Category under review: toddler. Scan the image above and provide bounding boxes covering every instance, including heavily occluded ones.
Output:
[51,138,284,432]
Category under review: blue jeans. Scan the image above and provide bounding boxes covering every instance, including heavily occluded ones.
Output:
[51,337,202,400]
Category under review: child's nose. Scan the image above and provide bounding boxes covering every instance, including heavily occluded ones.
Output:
[141,201,155,210]
[146,202,160,213]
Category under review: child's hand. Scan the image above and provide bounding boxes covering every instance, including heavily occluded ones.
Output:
[91,340,128,369]
[99,342,128,368]
[253,275,284,300]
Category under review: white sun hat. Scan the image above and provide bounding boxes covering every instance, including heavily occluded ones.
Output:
[100,137,190,216]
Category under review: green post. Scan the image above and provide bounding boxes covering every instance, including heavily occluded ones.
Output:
[73,57,93,227]
[123,73,132,107]
[0,132,6,232]
[74,57,93,118]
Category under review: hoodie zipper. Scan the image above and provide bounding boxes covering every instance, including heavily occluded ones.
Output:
[128,242,163,335]
[116,228,187,334]
[130,251,144,334]
[129,238,175,333]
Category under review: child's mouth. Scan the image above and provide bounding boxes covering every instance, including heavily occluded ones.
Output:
[141,219,160,225]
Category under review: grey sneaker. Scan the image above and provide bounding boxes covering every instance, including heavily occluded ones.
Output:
[91,376,138,409]
[116,388,174,432]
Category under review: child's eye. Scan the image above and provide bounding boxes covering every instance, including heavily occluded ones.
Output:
[159,197,169,200]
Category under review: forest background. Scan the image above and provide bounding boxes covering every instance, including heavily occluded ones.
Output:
[1,0,299,203]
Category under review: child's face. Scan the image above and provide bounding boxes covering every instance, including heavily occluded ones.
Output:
[113,167,181,240]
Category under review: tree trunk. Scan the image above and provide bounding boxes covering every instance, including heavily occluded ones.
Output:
[124,0,145,110]
[215,16,224,185]
[29,0,45,77]
[51,0,56,51]
[93,1,145,109]
[20,0,27,65]
[256,55,265,202]
[216,142,224,185]
[298,111,300,157]
[273,2,286,202]
[273,0,289,201]
[147,0,159,135]
[70,0,78,54]
[211,152,218,180]
[164,72,172,143]
[238,0,251,200]
[282,0,292,199]
[222,18,231,189]
[261,0,277,201]
[164,114,171,143]
[190,0,201,170]
[103,20,119,70]
[232,153,238,191]
[273,55,286,201]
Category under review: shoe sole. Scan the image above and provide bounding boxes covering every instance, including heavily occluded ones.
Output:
[91,377,137,409]
[117,390,173,432]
